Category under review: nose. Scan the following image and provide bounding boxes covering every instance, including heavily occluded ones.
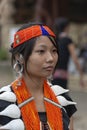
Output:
[46,52,54,62]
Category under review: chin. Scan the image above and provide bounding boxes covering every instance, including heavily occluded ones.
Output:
[45,74,53,79]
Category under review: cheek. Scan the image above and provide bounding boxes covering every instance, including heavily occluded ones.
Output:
[27,58,42,72]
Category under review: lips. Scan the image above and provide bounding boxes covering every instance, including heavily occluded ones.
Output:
[44,66,54,71]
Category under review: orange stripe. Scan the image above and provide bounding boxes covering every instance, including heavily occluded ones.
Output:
[44,81,63,130]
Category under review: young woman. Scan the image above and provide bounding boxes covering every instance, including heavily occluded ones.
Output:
[0,22,77,130]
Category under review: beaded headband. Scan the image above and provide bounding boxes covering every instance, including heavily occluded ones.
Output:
[13,25,56,48]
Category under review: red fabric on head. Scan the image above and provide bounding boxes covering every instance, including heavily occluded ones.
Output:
[13,25,55,48]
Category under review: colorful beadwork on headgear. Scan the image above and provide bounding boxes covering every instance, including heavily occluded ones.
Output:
[13,25,56,48]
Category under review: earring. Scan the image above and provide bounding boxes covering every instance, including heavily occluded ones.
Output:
[19,54,24,63]
[13,60,24,86]
[13,60,23,77]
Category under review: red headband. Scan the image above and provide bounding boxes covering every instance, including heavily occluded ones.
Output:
[13,25,56,48]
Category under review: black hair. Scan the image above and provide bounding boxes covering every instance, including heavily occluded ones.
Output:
[10,21,59,74]
[54,17,70,35]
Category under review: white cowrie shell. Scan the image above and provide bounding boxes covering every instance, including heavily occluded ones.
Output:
[0,85,11,93]
[0,91,16,102]
[57,95,77,106]
[51,85,69,95]
[0,119,25,130]
[0,104,21,118]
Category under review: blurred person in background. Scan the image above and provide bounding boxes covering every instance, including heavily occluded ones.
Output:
[52,17,85,89]
[52,17,85,130]
[79,44,87,73]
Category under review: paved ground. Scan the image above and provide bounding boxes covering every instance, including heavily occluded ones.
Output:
[67,73,87,130]
[70,91,87,130]
[0,61,87,130]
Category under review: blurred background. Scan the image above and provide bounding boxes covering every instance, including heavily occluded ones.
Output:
[0,0,87,130]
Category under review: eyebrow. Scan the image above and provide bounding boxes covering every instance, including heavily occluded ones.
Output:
[37,44,55,49]
[38,44,47,48]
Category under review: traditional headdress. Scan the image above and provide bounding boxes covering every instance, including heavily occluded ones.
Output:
[13,25,56,48]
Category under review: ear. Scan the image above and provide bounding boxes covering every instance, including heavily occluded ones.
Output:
[15,53,24,64]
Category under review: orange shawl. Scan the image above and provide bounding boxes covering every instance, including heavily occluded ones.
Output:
[11,78,63,130]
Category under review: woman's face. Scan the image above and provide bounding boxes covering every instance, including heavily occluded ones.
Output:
[26,36,58,78]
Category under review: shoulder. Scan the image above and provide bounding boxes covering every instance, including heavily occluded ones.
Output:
[59,36,73,45]
[65,36,73,45]
[48,82,77,117]
[0,85,24,129]
[0,85,17,103]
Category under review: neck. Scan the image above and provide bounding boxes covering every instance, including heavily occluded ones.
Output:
[22,74,45,95]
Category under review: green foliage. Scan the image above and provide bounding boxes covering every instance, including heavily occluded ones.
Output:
[0,48,9,60]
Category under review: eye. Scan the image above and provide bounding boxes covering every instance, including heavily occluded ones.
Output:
[52,48,57,53]
[36,49,45,54]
